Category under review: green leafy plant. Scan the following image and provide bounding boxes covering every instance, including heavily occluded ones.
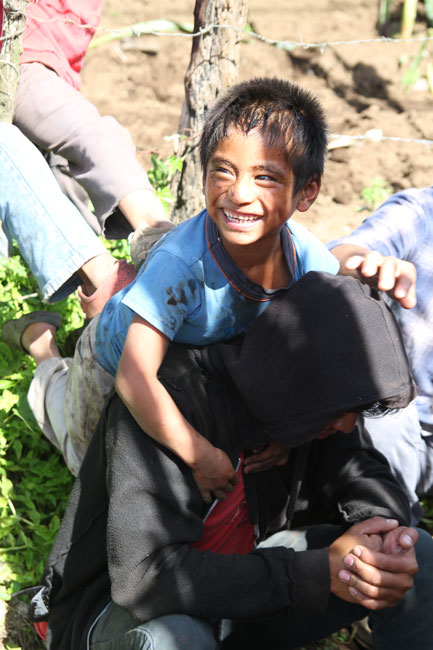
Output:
[399,29,433,91]
[147,153,183,212]
[0,250,77,607]
[359,178,393,212]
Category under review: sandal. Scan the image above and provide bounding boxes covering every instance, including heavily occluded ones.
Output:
[2,311,62,352]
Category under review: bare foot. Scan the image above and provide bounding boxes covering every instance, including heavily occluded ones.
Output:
[21,322,60,365]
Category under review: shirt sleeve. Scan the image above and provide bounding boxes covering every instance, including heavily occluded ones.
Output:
[327,189,428,259]
[122,250,202,340]
[288,220,340,278]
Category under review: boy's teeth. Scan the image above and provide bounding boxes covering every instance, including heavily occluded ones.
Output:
[224,210,258,223]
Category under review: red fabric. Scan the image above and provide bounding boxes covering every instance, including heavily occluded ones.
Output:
[0,2,5,53]
[34,621,48,641]
[191,457,255,555]
[20,0,102,89]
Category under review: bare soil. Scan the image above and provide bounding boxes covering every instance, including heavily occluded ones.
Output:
[83,0,433,244]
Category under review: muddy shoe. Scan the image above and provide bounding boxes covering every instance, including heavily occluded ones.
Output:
[351,618,373,650]
[2,311,62,352]
[129,223,174,270]
[77,259,137,319]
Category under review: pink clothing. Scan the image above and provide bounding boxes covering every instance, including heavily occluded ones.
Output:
[20,0,102,90]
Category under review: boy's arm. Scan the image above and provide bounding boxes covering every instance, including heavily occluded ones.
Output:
[115,314,238,502]
[331,243,417,309]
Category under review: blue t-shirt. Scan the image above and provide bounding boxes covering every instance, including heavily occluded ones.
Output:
[96,210,339,375]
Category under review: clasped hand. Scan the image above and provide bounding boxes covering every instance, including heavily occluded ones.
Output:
[329,516,418,610]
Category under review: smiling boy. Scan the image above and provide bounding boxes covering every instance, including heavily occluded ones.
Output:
[4,78,339,496]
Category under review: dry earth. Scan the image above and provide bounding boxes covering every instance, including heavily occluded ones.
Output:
[83,0,433,243]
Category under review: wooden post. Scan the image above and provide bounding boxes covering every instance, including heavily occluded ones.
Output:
[0,0,28,123]
[172,0,249,223]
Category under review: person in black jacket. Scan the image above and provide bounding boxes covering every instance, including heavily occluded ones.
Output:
[32,272,433,650]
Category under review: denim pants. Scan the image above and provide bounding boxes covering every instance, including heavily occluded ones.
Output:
[0,122,106,302]
[89,527,433,650]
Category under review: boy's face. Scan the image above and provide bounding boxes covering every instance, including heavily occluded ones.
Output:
[203,127,320,252]
[316,412,359,439]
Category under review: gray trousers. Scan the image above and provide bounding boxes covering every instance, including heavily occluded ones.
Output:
[364,404,433,524]
[14,62,153,239]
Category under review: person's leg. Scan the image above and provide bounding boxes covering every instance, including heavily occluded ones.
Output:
[224,525,433,649]
[90,601,218,650]
[6,315,114,475]
[416,431,433,497]
[0,122,111,302]
[14,63,168,237]
[363,404,425,524]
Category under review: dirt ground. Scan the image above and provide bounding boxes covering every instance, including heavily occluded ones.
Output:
[83,0,433,244]
[3,1,433,648]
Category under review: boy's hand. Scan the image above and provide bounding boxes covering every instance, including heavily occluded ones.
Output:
[381,526,417,556]
[331,244,417,309]
[243,442,288,474]
[338,540,418,609]
[191,445,239,503]
[329,518,418,610]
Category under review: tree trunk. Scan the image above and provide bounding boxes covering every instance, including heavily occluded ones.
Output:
[0,0,28,123]
[171,0,249,223]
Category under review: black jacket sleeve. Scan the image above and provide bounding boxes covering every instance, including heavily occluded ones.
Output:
[306,417,411,526]
[105,401,330,622]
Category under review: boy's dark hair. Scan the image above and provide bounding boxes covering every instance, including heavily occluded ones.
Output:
[200,77,328,194]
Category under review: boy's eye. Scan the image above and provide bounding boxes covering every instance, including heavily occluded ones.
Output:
[256,174,277,183]
[212,167,234,180]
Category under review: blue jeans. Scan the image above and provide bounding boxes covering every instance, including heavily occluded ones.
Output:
[89,527,433,649]
[0,123,106,302]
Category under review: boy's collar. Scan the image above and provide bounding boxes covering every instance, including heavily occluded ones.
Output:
[205,213,297,302]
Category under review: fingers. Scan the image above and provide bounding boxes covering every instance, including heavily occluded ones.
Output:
[350,516,399,537]
[337,543,418,609]
[200,487,213,504]
[348,544,418,574]
[397,527,418,550]
[338,555,416,607]
[244,443,288,474]
[382,526,418,555]
[344,253,417,309]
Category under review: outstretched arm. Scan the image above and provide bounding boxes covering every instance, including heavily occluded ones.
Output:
[115,314,238,502]
[331,243,417,309]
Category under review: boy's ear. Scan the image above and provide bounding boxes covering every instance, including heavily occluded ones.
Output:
[296,177,321,212]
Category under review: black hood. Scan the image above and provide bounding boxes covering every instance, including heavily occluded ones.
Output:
[211,272,416,448]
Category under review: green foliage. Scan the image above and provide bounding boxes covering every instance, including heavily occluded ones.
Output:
[359,177,393,212]
[147,153,183,211]
[298,627,353,649]
[400,31,433,91]
[0,250,78,604]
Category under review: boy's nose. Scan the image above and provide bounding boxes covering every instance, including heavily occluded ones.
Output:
[333,412,359,434]
[228,174,255,204]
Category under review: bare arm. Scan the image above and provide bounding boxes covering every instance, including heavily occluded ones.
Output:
[115,314,238,502]
[331,243,417,309]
